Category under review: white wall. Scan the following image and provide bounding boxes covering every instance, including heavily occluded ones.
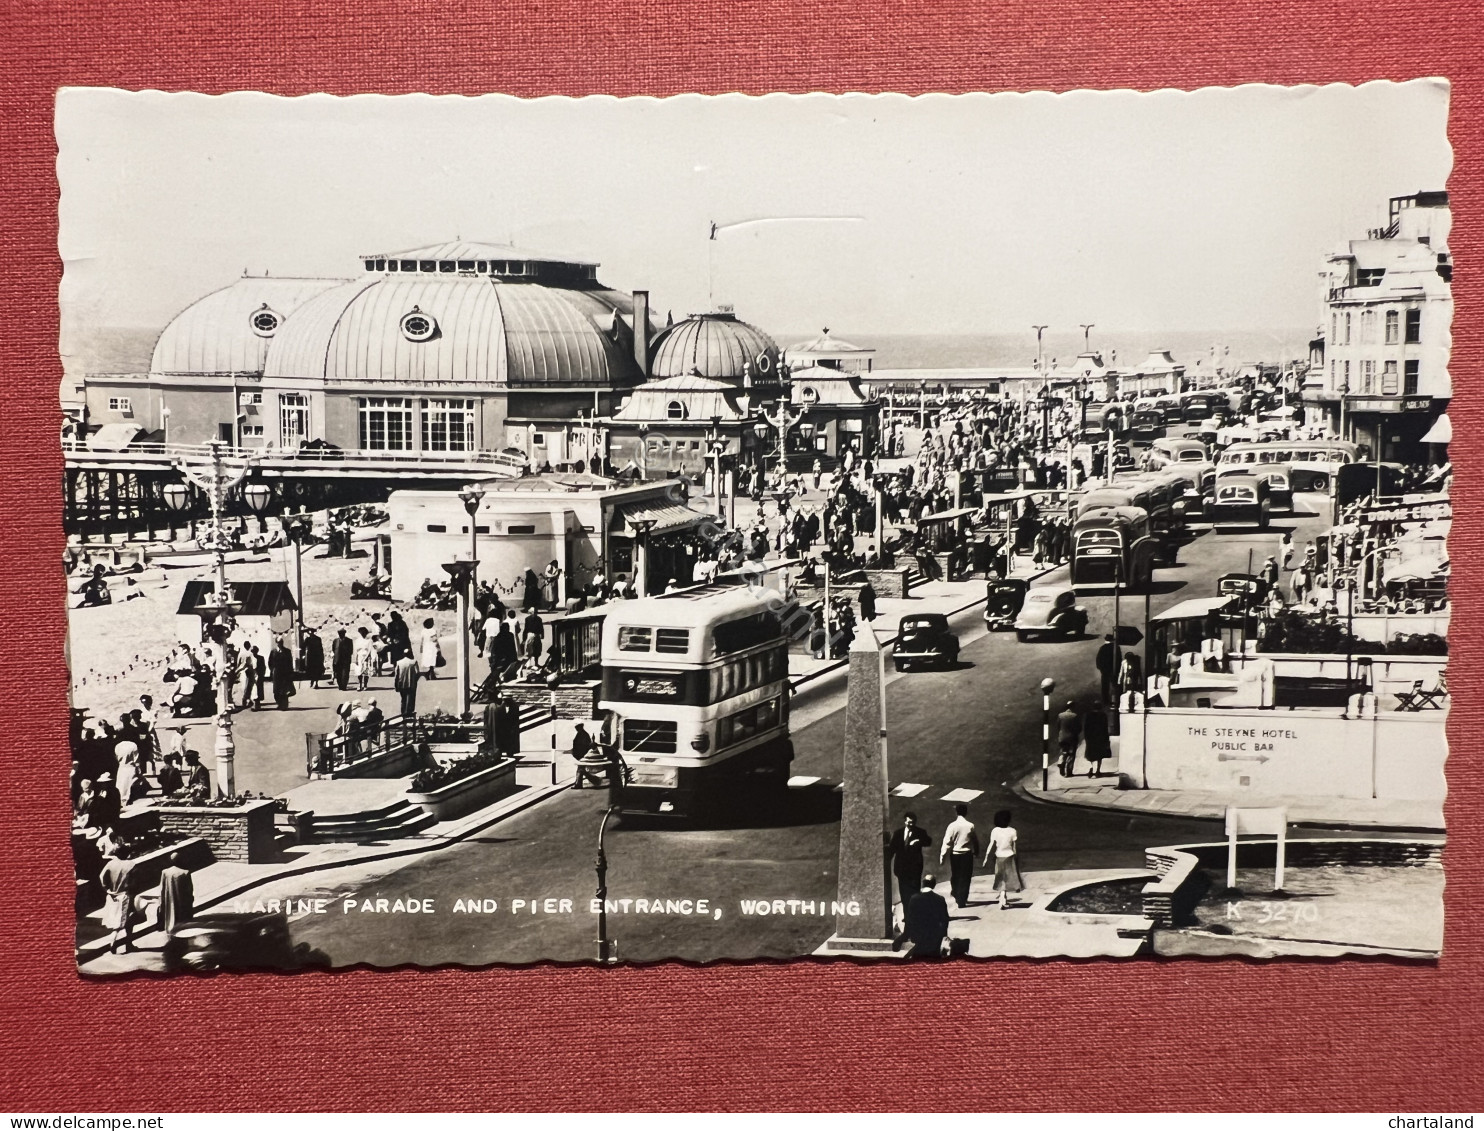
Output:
[1122,706,1446,802]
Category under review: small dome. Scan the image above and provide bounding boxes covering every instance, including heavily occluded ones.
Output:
[150,276,348,374]
[649,310,779,385]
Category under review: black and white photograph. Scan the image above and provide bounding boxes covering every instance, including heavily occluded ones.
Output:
[58,83,1452,972]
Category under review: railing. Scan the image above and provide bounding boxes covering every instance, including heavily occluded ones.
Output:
[308,713,481,776]
[64,440,528,473]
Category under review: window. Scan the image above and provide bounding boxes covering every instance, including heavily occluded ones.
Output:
[239,391,262,406]
[425,524,447,533]
[1385,310,1400,344]
[419,260,436,272]
[623,719,677,754]
[1405,309,1421,344]
[241,423,264,438]
[421,398,475,452]
[1330,313,1339,343]
[250,307,281,337]
[666,401,687,420]
[1404,361,1420,396]
[1360,360,1375,394]
[1382,361,1399,396]
[1361,310,1376,344]
[716,697,781,751]
[358,397,414,450]
[1357,267,1386,287]
[400,260,417,272]
[655,628,690,654]
[108,396,132,414]
[1343,361,1351,392]
[1344,313,1352,344]
[400,308,438,343]
[279,393,308,448]
[531,433,546,446]
[507,524,536,535]
[618,627,652,652]
[1330,360,1337,390]
[438,260,455,273]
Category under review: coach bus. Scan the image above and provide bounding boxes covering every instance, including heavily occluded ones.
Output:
[598,585,794,820]
[1070,505,1159,589]
[1218,438,1359,496]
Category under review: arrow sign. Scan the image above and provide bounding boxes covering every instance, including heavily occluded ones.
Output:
[1219,752,1270,763]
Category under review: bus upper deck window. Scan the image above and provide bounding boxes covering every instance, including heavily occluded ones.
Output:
[618,627,652,652]
[655,628,690,654]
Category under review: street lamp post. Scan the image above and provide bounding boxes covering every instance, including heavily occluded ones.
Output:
[630,517,655,598]
[280,508,314,653]
[165,441,258,798]
[1040,677,1056,790]
[595,805,618,963]
[440,558,479,721]
[706,415,726,520]
[459,483,487,598]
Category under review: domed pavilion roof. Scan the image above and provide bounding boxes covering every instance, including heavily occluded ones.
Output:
[648,310,780,386]
[149,276,349,375]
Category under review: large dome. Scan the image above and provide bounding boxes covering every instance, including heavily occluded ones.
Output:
[648,311,780,385]
[261,275,642,387]
[149,276,348,374]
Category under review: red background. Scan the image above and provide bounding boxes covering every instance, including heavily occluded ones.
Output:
[1,1,1481,1112]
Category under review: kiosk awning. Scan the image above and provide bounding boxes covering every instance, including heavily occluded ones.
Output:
[1419,413,1452,444]
[612,499,706,536]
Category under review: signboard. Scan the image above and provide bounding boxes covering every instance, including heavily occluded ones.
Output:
[1226,806,1288,891]
[1344,396,1435,414]
[1361,500,1451,523]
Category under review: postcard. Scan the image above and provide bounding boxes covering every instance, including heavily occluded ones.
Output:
[59,82,1450,972]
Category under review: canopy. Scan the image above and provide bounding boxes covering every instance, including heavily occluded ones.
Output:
[1419,413,1452,444]
[1152,596,1234,623]
[611,498,706,537]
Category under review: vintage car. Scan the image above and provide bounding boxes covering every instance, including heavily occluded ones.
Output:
[892,613,960,671]
[1014,586,1090,642]
[983,577,1029,631]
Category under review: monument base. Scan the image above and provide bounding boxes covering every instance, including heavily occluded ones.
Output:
[822,934,901,954]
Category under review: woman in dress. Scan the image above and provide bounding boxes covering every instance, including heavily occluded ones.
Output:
[982,809,1024,910]
[352,626,375,692]
[419,617,441,680]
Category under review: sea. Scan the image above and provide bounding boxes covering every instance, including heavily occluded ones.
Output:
[61,325,1315,384]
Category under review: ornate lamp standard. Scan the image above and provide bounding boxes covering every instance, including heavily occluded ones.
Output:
[459,483,486,596]
[705,415,729,524]
[754,402,807,491]
[163,441,258,798]
[440,558,479,720]
[630,517,656,598]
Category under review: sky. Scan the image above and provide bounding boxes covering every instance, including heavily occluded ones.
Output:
[56,82,1451,350]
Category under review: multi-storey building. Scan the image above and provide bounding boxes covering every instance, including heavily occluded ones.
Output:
[1307,192,1453,462]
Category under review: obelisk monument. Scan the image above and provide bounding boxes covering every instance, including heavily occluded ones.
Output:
[824,621,895,951]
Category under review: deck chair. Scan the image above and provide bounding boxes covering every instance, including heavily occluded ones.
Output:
[1413,673,1448,710]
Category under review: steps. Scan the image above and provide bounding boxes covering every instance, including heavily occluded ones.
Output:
[308,797,438,844]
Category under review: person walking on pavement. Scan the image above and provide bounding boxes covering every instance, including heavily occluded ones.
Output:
[394,652,420,719]
[352,626,376,692]
[267,635,296,710]
[939,802,980,909]
[247,643,266,710]
[903,874,951,959]
[1056,699,1082,778]
[419,617,442,680]
[1081,700,1111,776]
[888,812,932,919]
[858,578,877,624]
[331,628,352,692]
[1095,633,1122,707]
[301,626,325,690]
[983,809,1024,909]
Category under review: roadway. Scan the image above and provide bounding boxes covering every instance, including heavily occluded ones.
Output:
[265,495,1336,966]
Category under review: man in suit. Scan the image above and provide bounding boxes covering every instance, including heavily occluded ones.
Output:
[331,628,353,691]
[394,653,420,719]
[888,812,932,918]
[903,874,951,959]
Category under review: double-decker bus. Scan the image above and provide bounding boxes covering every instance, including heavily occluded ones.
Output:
[598,585,794,819]
[1070,505,1159,589]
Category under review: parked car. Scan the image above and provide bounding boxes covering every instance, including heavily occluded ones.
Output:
[1014,586,1090,642]
[892,613,960,671]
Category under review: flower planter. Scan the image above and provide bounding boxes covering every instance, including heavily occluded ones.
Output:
[405,758,519,822]
[152,800,278,864]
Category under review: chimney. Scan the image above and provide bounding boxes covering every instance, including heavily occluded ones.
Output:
[632,290,651,377]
